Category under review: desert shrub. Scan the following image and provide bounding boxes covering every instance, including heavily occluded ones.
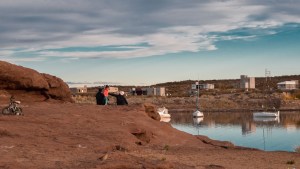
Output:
[295,146,300,153]
[286,160,295,165]
[161,157,166,161]
[163,145,170,151]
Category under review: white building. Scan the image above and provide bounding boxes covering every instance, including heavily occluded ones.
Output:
[277,80,299,90]
[143,87,166,96]
[240,75,255,89]
[108,86,119,93]
[191,83,214,90]
[70,85,88,93]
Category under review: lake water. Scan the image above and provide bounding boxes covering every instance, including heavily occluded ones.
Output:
[170,111,300,152]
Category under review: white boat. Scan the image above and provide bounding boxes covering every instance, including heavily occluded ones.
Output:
[253,111,280,117]
[157,107,171,118]
[253,69,280,119]
[193,81,204,117]
[253,116,280,123]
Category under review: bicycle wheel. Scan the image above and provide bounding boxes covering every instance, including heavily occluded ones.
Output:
[2,107,12,115]
[15,107,23,115]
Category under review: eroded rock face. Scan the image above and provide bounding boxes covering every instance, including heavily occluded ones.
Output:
[0,61,73,102]
[42,73,73,102]
[0,61,49,90]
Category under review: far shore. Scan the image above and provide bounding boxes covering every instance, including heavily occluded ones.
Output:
[72,92,300,114]
[168,108,300,112]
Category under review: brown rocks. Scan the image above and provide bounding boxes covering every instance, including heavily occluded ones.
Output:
[0,61,49,90]
[144,103,161,121]
[42,73,73,102]
[0,61,72,102]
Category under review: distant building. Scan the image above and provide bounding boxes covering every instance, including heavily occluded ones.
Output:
[240,75,255,89]
[144,87,166,96]
[130,87,166,96]
[70,85,88,93]
[277,80,299,90]
[191,83,214,90]
[108,86,119,93]
[130,88,146,95]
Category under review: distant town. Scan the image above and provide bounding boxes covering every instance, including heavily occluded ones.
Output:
[69,74,300,98]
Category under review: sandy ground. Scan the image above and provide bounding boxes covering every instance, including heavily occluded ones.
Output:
[0,100,299,169]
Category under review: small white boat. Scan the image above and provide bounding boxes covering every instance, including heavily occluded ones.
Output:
[253,111,280,117]
[193,81,204,118]
[157,107,171,118]
[193,110,204,117]
[253,70,280,118]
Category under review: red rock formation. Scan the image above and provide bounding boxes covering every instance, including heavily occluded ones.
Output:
[42,73,73,102]
[0,61,73,102]
[144,103,161,121]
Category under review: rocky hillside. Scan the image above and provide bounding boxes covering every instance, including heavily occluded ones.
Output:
[153,75,300,97]
[0,61,73,102]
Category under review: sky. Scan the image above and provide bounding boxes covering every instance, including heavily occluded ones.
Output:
[0,0,300,86]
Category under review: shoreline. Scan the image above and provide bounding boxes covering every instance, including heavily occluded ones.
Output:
[169,108,300,112]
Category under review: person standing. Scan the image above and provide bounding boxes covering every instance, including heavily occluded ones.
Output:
[95,88,104,105]
[109,91,128,105]
[102,85,110,105]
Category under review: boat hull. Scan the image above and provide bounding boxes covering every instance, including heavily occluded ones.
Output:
[253,111,280,117]
[160,114,171,118]
[158,107,171,119]
[160,117,171,122]
[193,110,204,117]
[253,116,279,122]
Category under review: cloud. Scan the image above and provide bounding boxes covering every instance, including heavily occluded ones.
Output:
[0,0,300,61]
[0,57,45,63]
[66,81,122,88]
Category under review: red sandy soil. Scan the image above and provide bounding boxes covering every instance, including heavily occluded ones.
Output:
[0,99,299,169]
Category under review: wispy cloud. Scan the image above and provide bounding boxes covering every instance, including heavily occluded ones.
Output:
[0,57,45,63]
[0,0,300,61]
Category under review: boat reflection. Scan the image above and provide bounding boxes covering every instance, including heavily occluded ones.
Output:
[169,110,300,152]
[170,111,300,130]
[193,117,204,125]
[253,116,280,123]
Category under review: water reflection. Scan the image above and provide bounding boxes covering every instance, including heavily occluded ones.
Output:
[193,117,203,125]
[170,111,300,152]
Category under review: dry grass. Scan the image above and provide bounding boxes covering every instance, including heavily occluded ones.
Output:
[72,94,96,104]
[293,90,300,100]
[282,92,295,100]
[71,91,299,111]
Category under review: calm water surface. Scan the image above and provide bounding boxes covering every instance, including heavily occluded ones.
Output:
[170,111,300,152]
